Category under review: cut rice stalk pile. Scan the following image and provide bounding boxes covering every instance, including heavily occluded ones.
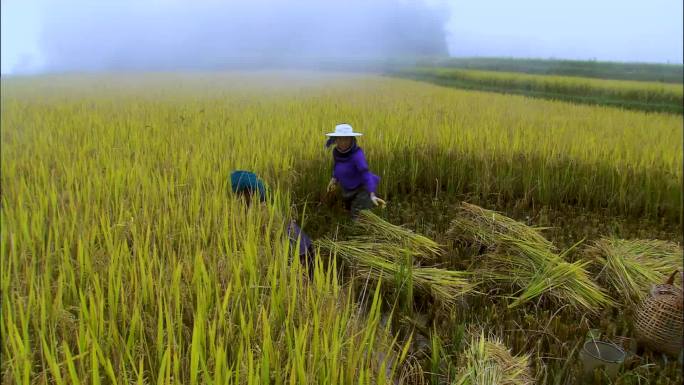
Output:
[317,238,473,308]
[454,331,534,385]
[586,237,683,305]
[448,202,554,252]
[448,202,612,312]
[356,211,443,259]
[508,258,609,311]
[317,241,426,262]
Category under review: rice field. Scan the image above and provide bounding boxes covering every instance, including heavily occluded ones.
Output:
[414,57,684,84]
[403,67,684,101]
[395,67,684,113]
[1,72,682,384]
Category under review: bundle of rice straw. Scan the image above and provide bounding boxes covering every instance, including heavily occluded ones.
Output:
[586,237,683,305]
[448,202,554,251]
[448,202,612,312]
[454,331,534,385]
[318,238,473,308]
[503,256,607,311]
[355,211,443,259]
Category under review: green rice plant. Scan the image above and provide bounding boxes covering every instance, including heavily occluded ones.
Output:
[430,328,443,385]
[1,175,408,383]
[454,331,534,385]
[318,238,474,308]
[586,237,683,305]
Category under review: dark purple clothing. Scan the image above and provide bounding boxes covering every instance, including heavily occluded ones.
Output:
[332,148,380,194]
[287,221,313,259]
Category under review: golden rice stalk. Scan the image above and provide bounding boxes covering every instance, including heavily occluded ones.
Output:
[315,240,424,262]
[448,202,554,252]
[454,331,534,385]
[317,238,474,307]
[509,258,613,310]
[586,237,683,305]
[451,203,611,311]
[356,211,443,259]
[477,252,613,311]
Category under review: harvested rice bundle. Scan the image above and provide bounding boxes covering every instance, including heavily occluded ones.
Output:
[318,238,473,307]
[317,240,425,262]
[586,237,683,305]
[356,211,443,259]
[448,202,554,252]
[454,331,534,385]
[449,202,611,311]
[478,251,612,311]
[509,258,611,310]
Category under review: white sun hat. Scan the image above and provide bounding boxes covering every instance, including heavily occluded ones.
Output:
[326,123,363,137]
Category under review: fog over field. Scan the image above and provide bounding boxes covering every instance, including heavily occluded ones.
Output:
[2,0,682,74]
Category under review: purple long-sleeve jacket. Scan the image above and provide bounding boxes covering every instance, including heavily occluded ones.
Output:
[333,148,380,193]
[287,221,313,259]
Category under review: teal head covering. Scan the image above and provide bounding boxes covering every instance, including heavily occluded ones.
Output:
[230,171,267,203]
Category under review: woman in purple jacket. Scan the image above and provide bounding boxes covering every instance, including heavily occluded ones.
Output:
[325,123,386,218]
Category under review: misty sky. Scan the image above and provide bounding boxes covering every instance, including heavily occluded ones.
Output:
[2,0,682,74]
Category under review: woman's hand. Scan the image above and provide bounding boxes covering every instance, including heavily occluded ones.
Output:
[370,193,386,208]
[327,178,337,193]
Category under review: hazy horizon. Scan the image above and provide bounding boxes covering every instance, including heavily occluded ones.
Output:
[2,0,682,75]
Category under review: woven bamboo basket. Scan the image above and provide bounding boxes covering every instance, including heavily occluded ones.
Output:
[633,270,683,356]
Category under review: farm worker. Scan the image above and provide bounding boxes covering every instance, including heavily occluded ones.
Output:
[286,220,315,277]
[230,170,314,274]
[230,170,267,206]
[325,123,386,218]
